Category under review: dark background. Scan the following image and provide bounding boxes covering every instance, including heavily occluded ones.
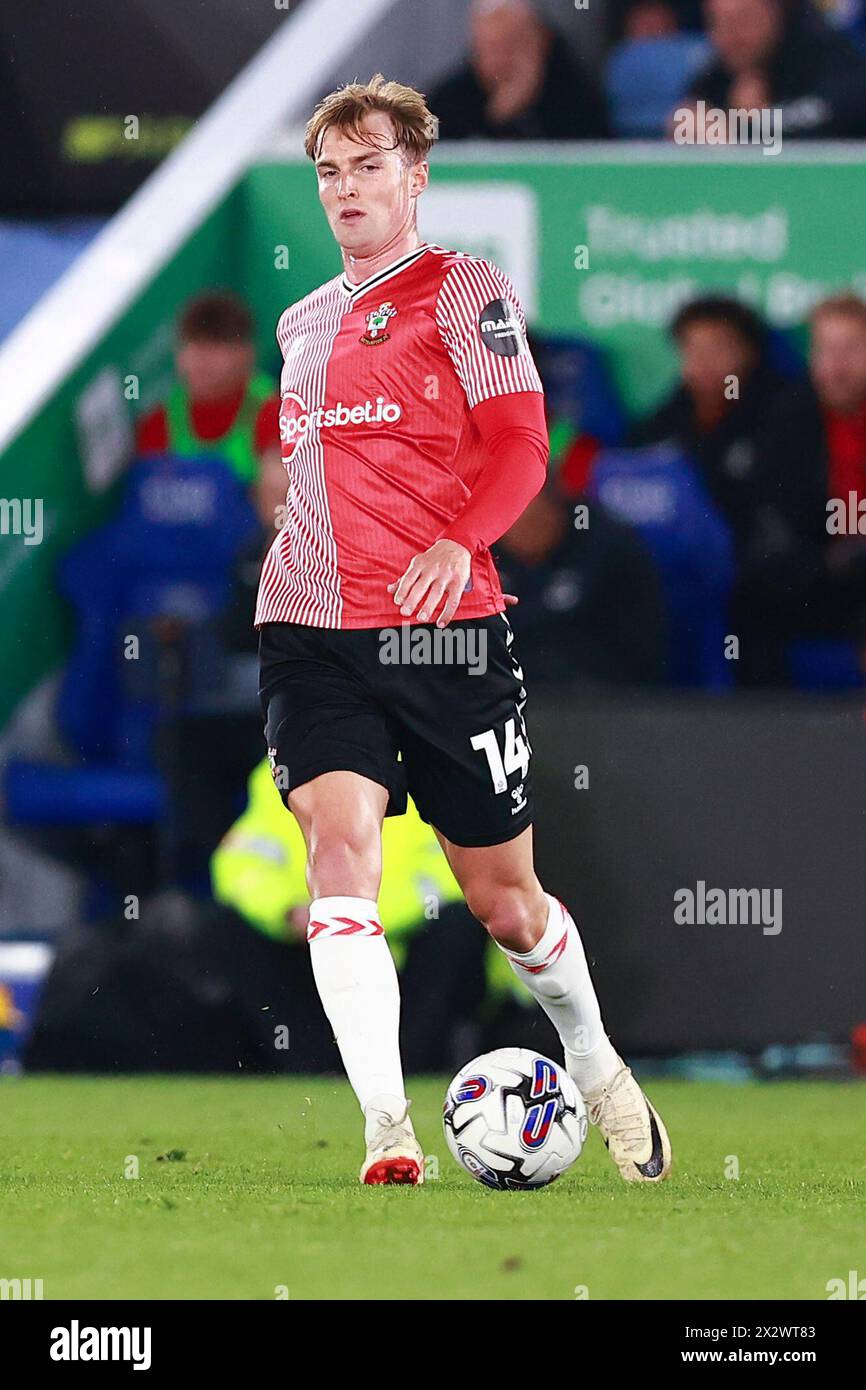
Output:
[530,692,866,1050]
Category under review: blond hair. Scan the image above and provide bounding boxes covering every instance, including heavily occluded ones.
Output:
[304,73,439,164]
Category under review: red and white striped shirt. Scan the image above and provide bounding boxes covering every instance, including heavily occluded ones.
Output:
[255,242,544,629]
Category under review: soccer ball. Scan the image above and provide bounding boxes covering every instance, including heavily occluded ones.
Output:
[443,1047,587,1190]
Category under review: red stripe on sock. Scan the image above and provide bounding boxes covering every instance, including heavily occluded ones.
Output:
[334,916,383,935]
[514,927,569,973]
[307,917,384,940]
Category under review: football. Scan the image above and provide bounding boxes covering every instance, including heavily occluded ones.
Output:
[443,1047,587,1190]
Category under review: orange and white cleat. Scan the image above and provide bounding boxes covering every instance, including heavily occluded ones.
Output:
[360,1094,425,1186]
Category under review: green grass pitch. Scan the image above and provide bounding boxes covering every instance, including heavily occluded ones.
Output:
[2,1075,864,1300]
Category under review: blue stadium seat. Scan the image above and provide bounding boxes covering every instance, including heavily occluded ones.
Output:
[787,638,865,691]
[821,0,865,42]
[532,335,625,446]
[5,763,165,827]
[5,454,259,832]
[605,36,712,138]
[766,328,806,382]
[589,445,735,687]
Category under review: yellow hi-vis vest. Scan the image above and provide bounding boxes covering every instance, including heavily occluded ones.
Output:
[210,760,464,965]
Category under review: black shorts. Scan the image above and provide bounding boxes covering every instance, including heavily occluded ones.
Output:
[258,614,533,848]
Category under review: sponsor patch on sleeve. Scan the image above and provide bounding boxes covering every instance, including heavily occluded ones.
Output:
[478,298,524,357]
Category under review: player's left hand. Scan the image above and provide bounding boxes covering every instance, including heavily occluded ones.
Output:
[388,539,472,627]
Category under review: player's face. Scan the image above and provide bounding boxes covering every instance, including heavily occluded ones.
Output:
[314,112,427,258]
[810,314,866,413]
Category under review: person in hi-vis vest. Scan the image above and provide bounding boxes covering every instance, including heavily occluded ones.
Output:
[211,759,490,1072]
[136,290,280,486]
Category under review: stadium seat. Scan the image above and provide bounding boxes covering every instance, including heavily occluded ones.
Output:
[588,444,735,687]
[787,637,865,691]
[5,454,259,839]
[531,334,625,446]
[605,36,712,138]
[766,327,807,381]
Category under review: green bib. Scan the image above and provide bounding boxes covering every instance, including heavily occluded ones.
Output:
[164,371,275,484]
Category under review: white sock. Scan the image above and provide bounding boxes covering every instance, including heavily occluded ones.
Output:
[307,895,406,1114]
[497,893,620,1095]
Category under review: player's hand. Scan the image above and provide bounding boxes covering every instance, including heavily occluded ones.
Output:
[388,539,472,627]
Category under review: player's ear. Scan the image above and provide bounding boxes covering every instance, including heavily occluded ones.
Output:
[409,160,429,198]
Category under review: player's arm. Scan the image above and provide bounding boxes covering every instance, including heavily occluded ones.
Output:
[439,391,548,553]
[389,392,548,625]
[389,259,548,627]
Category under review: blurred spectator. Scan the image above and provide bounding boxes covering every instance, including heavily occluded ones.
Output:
[628,296,786,559]
[494,484,667,684]
[211,764,485,1073]
[685,0,866,138]
[761,293,866,542]
[218,448,287,655]
[744,293,866,676]
[169,450,291,882]
[136,290,280,484]
[816,0,866,37]
[430,0,607,140]
[609,0,705,40]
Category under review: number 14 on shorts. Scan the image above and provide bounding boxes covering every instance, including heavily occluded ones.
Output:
[471,716,531,793]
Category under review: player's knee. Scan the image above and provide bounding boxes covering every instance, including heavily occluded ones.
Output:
[303,807,381,899]
[465,884,542,954]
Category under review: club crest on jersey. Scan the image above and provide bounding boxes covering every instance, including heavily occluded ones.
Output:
[360,300,396,346]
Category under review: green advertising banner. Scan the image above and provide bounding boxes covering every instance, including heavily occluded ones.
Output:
[0,187,244,729]
[3,148,866,730]
[243,150,866,414]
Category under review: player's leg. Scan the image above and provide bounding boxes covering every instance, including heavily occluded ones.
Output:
[288,769,425,1186]
[259,622,424,1185]
[434,825,671,1182]
[430,825,619,1091]
[387,612,619,1097]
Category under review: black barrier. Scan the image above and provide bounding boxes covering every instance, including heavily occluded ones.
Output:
[528,691,866,1053]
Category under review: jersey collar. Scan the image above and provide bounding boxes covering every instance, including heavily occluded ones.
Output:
[340,243,431,301]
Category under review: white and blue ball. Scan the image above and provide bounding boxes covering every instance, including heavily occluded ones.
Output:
[443,1046,587,1190]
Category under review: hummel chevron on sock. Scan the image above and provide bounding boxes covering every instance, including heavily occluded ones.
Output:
[497,892,620,1095]
[307,895,406,1113]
